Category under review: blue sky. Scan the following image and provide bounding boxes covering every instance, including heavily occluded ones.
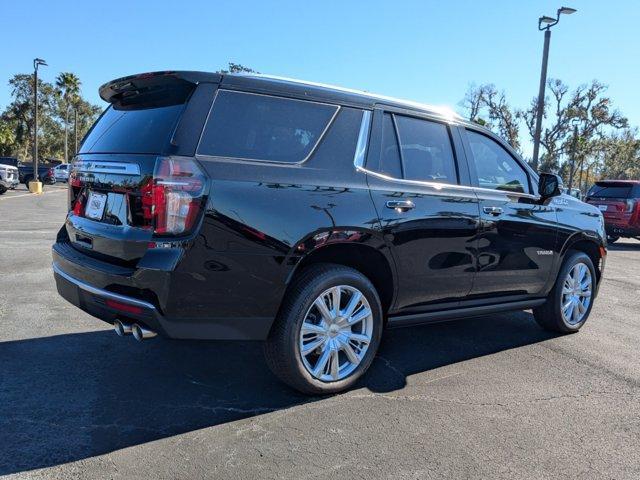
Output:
[2,0,638,153]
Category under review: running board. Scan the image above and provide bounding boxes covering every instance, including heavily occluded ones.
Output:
[387,299,546,328]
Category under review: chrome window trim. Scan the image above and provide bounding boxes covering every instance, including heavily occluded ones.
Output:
[73,161,140,176]
[353,110,372,169]
[195,89,341,166]
[53,262,157,311]
[352,110,541,202]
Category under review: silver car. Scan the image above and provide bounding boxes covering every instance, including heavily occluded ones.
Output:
[53,164,70,183]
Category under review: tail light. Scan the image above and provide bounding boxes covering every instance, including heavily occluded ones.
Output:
[625,199,635,213]
[48,167,54,177]
[142,157,207,236]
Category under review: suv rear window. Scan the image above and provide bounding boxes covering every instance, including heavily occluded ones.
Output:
[588,184,633,199]
[197,90,338,163]
[80,104,185,154]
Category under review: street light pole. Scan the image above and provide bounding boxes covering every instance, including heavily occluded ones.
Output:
[568,120,579,191]
[531,29,551,171]
[74,107,78,154]
[531,7,577,170]
[32,58,47,187]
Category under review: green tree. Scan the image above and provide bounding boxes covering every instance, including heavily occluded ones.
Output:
[55,72,81,162]
[0,72,101,161]
[217,62,259,74]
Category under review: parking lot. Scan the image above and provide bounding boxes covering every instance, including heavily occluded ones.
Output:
[1,189,639,479]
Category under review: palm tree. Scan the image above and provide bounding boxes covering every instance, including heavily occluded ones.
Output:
[55,72,81,162]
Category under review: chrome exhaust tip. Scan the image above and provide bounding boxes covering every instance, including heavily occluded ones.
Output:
[114,319,132,337]
[132,323,157,341]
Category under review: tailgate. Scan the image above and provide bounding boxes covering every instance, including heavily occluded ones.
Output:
[67,155,157,264]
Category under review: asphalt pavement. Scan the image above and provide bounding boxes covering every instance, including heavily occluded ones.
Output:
[1,187,639,479]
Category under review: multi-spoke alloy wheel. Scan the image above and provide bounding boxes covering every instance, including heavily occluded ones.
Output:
[533,251,597,333]
[299,285,373,382]
[561,262,593,325]
[264,264,382,395]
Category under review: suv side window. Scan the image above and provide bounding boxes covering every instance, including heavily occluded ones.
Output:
[466,130,530,194]
[198,90,338,163]
[394,115,457,184]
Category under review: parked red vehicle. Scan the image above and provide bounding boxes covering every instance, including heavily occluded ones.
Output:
[586,180,640,243]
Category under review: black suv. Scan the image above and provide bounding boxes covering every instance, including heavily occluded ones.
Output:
[53,72,607,394]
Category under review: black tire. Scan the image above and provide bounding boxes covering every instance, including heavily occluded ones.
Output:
[607,235,619,244]
[533,251,596,333]
[264,263,383,395]
[0,185,6,195]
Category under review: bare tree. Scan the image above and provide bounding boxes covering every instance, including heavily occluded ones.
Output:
[460,84,521,152]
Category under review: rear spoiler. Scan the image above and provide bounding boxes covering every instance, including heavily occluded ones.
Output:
[99,71,222,107]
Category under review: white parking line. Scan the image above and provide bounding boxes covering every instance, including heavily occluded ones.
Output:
[0,189,67,201]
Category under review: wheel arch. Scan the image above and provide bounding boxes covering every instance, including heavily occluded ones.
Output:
[286,240,397,316]
[560,233,605,286]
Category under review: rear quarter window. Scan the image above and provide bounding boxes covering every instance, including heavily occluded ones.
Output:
[197,90,339,163]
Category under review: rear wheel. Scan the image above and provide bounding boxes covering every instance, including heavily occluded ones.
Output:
[533,251,596,333]
[0,185,6,195]
[264,264,383,395]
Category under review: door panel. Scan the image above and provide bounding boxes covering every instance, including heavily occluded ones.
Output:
[461,128,558,298]
[363,111,479,312]
[472,191,558,297]
[368,176,480,310]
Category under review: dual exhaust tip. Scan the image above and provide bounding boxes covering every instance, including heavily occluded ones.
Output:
[114,319,157,341]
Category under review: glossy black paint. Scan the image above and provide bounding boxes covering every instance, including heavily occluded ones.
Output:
[52,72,607,340]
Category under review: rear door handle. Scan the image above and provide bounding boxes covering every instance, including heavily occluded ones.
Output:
[386,200,415,212]
[483,206,504,216]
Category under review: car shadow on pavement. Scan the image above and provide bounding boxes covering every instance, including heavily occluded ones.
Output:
[0,311,556,475]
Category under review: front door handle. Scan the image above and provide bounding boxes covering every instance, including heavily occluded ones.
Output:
[483,206,504,216]
[386,200,415,212]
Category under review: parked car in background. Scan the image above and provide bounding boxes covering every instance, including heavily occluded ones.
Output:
[563,187,582,200]
[17,162,56,186]
[586,180,640,243]
[0,158,19,194]
[54,164,70,183]
[52,71,607,395]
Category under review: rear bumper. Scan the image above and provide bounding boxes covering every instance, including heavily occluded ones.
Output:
[0,178,19,188]
[606,224,640,238]
[52,241,275,340]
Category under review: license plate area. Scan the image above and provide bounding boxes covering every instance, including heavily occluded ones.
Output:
[85,192,108,220]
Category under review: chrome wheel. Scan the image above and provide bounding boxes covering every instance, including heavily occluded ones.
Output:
[299,285,373,382]
[561,262,592,325]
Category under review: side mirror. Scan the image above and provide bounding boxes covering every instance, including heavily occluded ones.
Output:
[538,173,563,200]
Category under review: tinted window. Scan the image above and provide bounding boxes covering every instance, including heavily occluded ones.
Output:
[588,184,633,198]
[394,116,457,184]
[80,104,184,154]
[466,130,529,193]
[198,91,338,163]
[378,113,402,178]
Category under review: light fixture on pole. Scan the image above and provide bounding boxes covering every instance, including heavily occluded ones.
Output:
[531,7,577,170]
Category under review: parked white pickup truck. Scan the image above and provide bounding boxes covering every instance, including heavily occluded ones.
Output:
[0,162,19,194]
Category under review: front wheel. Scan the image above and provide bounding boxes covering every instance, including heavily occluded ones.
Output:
[264,264,383,395]
[533,251,596,333]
